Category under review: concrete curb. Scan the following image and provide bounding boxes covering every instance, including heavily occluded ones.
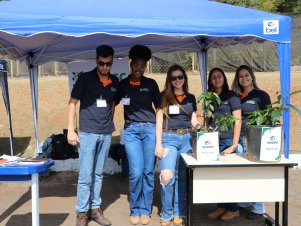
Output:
[50,154,301,173]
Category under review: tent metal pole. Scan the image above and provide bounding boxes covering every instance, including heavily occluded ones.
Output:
[197,41,208,93]
[277,43,291,158]
[0,60,14,155]
[28,58,40,156]
[4,71,14,156]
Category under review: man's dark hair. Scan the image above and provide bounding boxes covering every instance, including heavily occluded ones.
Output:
[96,45,114,58]
[129,45,152,62]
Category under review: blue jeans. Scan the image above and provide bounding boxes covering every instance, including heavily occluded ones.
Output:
[237,136,265,214]
[217,138,240,212]
[160,132,192,220]
[76,132,112,213]
[124,122,156,217]
[219,138,243,154]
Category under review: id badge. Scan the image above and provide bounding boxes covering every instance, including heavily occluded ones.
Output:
[122,98,130,105]
[169,105,180,114]
[96,99,107,107]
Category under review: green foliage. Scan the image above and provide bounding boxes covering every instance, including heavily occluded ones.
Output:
[215,0,301,13]
[196,92,221,120]
[196,92,239,132]
[215,114,239,131]
[247,91,301,126]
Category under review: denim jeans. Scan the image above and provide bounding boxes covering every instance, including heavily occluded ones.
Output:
[217,138,240,212]
[237,136,265,214]
[76,132,112,213]
[124,122,156,217]
[219,138,244,154]
[160,132,192,220]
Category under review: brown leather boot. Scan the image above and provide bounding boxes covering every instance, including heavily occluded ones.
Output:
[221,210,240,221]
[90,208,112,225]
[207,208,227,220]
[76,212,88,226]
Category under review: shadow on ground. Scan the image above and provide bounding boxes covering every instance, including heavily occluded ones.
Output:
[0,136,31,156]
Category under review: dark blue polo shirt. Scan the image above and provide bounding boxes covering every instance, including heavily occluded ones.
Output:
[211,90,241,139]
[114,75,160,128]
[241,88,271,136]
[71,68,119,134]
[158,93,197,130]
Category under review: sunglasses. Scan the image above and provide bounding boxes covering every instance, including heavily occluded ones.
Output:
[98,61,113,67]
[170,75,184,81]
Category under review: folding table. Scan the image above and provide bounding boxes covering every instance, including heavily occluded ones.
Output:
[181,153,297,226]
[0,160,54,226]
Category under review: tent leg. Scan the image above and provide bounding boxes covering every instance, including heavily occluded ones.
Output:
[29,64,40,156]
[277,43,291,158]
[197,48,208,93]
[0,60,14,156]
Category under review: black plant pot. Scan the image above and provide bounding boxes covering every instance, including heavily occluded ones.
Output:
[246,125,282,162]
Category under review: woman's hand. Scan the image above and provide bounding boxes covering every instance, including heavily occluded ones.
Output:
[155,144,164,158]
[221,144,236,155]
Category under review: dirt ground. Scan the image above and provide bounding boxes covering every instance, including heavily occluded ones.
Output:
[0,73,300,226]
[0,169,301,226]
[0,71,300,157]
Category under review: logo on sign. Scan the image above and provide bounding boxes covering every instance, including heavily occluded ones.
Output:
[263,20,279,34]
[267,136,278,144]
[202,140,214,148]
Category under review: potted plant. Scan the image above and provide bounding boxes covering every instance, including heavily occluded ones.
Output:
[246,91,301,162]
[191,92,238,161]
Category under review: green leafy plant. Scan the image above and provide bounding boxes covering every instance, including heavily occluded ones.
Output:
[196,92,238,132]
[215,114,240,132]
[247,90,301,126]
[196,91,221,131]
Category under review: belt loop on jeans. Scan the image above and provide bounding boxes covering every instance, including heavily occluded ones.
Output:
[162,128,191,135]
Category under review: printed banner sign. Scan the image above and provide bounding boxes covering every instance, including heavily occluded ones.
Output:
[196,131,220,161]
[67,58,129,94]
[260,127,282,161]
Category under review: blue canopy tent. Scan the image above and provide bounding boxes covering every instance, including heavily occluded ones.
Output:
[0,0,291,157]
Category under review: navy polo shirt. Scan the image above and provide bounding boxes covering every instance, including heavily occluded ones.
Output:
[71,68,119,134]
[241,89,271,136]
[211,90,241,139]
[158,93,197,130]
[114,75,160,128]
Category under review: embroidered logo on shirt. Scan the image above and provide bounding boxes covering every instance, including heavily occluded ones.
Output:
[140,88,149,92]
[246,100,256,104]
[111,87,117,92]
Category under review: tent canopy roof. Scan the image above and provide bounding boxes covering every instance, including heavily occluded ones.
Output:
[0,0,291,64]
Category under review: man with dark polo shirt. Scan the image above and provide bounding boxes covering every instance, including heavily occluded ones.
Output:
[67,45,118,226]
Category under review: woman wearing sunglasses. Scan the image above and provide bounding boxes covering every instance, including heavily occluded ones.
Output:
[156,64,201,226]
[114,45,160,225]
[206,67,242,221]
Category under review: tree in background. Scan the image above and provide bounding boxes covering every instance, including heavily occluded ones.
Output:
[216,0,301,13]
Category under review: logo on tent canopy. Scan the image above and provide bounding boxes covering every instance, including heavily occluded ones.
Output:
[263,20,279,35]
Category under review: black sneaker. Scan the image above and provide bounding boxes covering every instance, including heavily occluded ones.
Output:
[246,212,263,220]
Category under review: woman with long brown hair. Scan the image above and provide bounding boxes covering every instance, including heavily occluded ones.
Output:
[155,64,201,226]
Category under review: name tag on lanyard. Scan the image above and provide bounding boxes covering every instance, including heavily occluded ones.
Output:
[169,105,180,114]
[96,99,107,107]
[122,98,130,105]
